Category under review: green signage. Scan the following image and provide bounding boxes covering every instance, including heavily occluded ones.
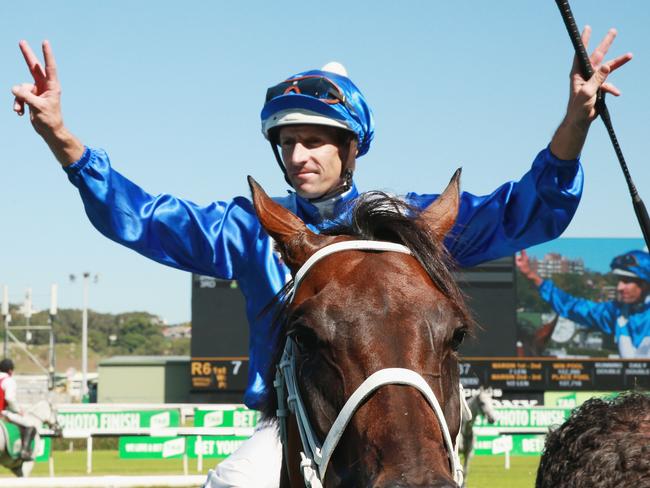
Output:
[188,435,249,458]
[194,407,259,428]
[117,435,250,459]
[34,436,51,462]
[119,436,186,459]
[473,434,546,456]
[543,391,617,408]
[58,409,180,431]
[474,407,570,429]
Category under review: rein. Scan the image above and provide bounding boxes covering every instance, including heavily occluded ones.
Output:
[274,239,471,487]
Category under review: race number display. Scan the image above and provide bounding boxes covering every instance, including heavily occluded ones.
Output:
[191,276,250,397]
[190,358,248,391]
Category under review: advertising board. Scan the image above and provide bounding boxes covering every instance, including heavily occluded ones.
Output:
[57,409,180,431]
[118,435,249,459]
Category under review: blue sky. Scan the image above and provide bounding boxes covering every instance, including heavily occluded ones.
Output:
[2,1,649,324]
[527,237,646,273]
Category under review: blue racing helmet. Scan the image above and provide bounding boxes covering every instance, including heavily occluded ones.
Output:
[610,250,650,282]
[261,63,374,157]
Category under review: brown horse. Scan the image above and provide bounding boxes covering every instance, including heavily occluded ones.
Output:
[251,171,473,488]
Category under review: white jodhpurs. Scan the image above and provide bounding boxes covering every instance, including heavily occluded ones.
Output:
[202,420,282,488]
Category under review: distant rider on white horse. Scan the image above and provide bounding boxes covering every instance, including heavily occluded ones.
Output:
[0,359,37,460]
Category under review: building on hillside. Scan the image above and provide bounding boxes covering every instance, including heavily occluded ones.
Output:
[531,253,585,278]
[162,325,191,339]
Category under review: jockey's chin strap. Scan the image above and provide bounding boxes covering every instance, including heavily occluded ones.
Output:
[275,240,472,487]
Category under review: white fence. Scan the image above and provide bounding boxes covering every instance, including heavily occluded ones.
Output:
[0,475,205,488]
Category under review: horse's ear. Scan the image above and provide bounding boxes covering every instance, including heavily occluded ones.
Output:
[248,176,327,273]
[418,168,461,241]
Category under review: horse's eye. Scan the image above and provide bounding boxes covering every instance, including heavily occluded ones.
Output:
[289,326,318,352]
[451,328,467,351]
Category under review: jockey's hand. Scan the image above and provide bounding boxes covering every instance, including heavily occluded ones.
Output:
[515,250,543,287]
[565,27,632,126]
[550,27,632,161]
[12,40,84,166]
[13,40,62,136]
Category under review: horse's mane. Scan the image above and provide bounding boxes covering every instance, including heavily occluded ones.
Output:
[259,191,473,420]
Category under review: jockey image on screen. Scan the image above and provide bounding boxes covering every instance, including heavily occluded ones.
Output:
[0,359,37,461]
[517,249,650,358]
[12,27,631,487]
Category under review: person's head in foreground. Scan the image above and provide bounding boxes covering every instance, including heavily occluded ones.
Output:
[536,391,650,488]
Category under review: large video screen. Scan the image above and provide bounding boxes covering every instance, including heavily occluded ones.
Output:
[456,237,650,393]
[516,237,647,359]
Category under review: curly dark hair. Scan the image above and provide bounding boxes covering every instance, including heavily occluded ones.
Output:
[536,392,650,488]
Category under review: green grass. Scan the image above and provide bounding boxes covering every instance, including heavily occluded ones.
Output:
[1,451,541,487]
[465,456,540,488]
[0,450,199,477]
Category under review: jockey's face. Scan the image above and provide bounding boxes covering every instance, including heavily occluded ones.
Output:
[278,125,346,199]
[617,277,649,304]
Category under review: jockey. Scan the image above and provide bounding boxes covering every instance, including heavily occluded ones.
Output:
[516,249,650,358]
[0,359,37,461]
[12,29,631,487]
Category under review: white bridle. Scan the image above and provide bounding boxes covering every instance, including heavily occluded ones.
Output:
[274,240,471,487]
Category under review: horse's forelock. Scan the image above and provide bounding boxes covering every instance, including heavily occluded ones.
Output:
[330,192,472,326]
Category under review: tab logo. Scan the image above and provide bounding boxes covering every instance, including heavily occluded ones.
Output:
[203,411,224,427]
[150,412,171,429]
[162,438,185,458]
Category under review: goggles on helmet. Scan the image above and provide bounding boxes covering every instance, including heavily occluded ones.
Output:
[610,250,650,282]
[265,75,357,116]
[261,67,374,161]
[611,253,639,270]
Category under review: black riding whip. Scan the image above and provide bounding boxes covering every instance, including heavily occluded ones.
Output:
[555,0,650,250]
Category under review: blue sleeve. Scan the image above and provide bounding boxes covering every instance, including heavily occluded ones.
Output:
[63,147,259,279]
[538,280,617,334]
[407,147,583,267]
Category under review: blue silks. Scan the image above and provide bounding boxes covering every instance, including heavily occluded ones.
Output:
[65,145,582,407]
[539,280,650,358]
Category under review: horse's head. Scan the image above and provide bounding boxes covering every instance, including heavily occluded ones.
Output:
[476,388,498,425]
[251,173,472,487]
[27,400,61,435]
